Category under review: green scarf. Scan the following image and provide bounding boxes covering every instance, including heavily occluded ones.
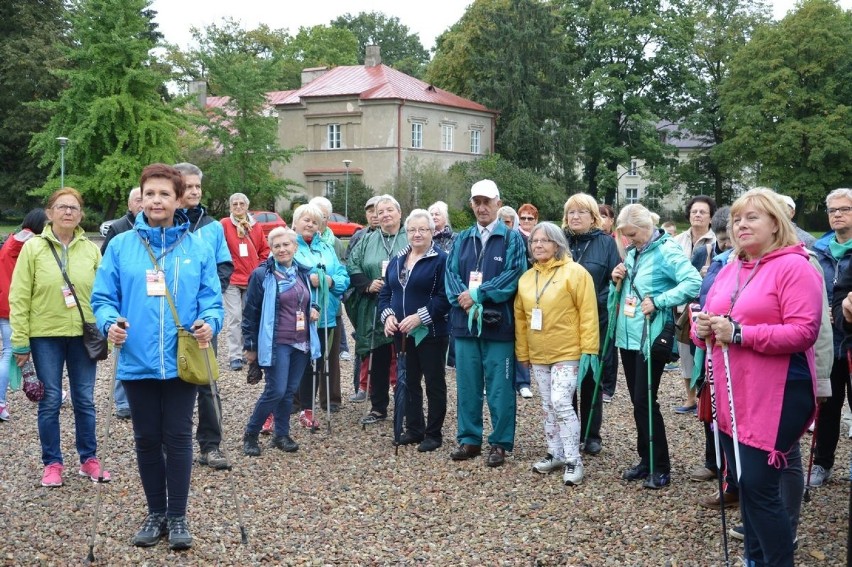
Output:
[829,235,852,260]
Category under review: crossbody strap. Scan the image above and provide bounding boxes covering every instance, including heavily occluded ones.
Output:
[47,242,88,326]
[138,234,184,331]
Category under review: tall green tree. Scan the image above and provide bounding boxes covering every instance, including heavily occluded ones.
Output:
[720,0,852,205]
[674,0,770,205]
[331,12,430,77]
[280,25,359,88]
[558,0,694,204]
[428,0,581,192]
[181,20,297,213]
[0,0,68,211]
[29,0,184,218]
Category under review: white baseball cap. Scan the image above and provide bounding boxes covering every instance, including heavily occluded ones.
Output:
[471,179,500,200]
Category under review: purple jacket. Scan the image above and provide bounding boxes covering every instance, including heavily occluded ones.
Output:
[697,244,821,461]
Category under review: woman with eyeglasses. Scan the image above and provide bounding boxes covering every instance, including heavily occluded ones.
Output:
[562,194,622,454]
[515,222,599,485]
[10,188,107,488]
[517,204,538,238]
[378,209,450,452]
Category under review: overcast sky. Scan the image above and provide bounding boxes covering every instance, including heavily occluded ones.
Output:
[149,0,852,52]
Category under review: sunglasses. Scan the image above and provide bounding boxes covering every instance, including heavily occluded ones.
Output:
[519,216,536,221]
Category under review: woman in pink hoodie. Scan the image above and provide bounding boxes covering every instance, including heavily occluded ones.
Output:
[694,188,822,567]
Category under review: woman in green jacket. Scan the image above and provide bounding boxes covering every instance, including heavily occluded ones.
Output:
[10,188,106,488]
[611,204,702,489]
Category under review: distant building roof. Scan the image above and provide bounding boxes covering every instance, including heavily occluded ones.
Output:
[274,64,495,114]
[206,91,297,110]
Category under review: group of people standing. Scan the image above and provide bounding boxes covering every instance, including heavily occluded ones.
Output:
[1,163,846,566]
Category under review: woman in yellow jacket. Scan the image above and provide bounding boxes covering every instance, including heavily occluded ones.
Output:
[514,222,599,485]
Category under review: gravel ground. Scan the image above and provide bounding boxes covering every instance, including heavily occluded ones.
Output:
[1,326,850,566]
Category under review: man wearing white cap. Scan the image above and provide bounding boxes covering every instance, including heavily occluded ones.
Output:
[779,194,816,249]
[445,179,526,467]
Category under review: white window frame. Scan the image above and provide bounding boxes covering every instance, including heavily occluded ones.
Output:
[470,130,481,154]
[628,160,638,176]
[411,123,423,149]
[626,187,639,204]
[325,180,337,197]
[327,124,341,149]
[441,124,454,151]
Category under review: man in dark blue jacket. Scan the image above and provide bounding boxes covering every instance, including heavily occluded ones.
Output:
[445,180,525,467]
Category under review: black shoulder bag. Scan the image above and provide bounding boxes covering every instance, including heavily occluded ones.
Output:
[48,244,109,361]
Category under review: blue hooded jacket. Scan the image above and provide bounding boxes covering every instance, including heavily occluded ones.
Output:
[91,211,223,380]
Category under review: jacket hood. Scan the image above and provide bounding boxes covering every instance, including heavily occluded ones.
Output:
[532,256,569,273]
[738,242,809,267]
[41,224,87,244]
[565,227,605,242]
[133,210,191,247]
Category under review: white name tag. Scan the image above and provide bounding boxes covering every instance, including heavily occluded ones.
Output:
[239,242,249,257]
[146,270,166,296]
[468,271,483,290]
[531,308,543,330]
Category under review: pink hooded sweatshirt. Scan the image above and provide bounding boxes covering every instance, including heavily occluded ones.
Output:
[696,243,822,465]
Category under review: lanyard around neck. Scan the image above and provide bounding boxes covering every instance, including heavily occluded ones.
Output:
[534,269,557,307]
[727,257,762,316]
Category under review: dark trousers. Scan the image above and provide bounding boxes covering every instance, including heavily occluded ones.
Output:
[299,329,342,412]
[621,349,670,472]
[600,337,618,397]
[721,380,813,567]
[404,336,448,441]
[575,370,603,444]
[124,378,197,518]
[195,340,221,453]
[814,356,852,470]
[368,343,394,416]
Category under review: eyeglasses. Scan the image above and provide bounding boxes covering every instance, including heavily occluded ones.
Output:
[565,210,590,217]
[406,227,431,235]
[231,202,247,207]
[690,210,709,216]
[519,216,536,221]
[828,206,852,215]
[53,204,81,213]
[530,238,553,245]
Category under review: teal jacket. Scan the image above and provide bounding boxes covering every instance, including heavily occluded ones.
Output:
[614,229,702,352]
[294,234,349,329]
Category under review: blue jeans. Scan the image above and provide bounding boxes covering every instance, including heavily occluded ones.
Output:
[246,344,309,437]
[0,319,11,404]
[114,380,129,411]
[31,336,98,466]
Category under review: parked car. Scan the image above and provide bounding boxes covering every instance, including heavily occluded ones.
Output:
[328,213,363,238]
[250,211,288,238]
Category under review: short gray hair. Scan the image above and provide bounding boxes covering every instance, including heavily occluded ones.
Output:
[826,188,852,207]
[268,226,297,247]
[309,196,332,216]
[404,209,435,232]
[293,203,324,225]
[428,201,450,227]
[173,162,203,179]
[497,206,519,230]
[229,192,250,206]
[529,222,569,260]
[374,194,401,213]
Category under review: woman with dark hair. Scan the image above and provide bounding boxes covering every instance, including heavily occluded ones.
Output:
[672,195,717,414]
[92,163,223,551]
[10,190,104,488]
[0,208,48,420]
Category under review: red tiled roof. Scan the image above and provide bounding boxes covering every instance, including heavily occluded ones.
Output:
[205,91,297,109]
[275,65,495,113]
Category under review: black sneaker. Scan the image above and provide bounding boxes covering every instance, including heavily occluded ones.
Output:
[243,432,261,457]
[271,435,299,453]
[622,463,649,481]
[132,513,167,547]
[643,471,671,489]
[167,516,193,550]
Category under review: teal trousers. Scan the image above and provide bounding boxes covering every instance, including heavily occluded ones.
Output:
[454,337,516,451]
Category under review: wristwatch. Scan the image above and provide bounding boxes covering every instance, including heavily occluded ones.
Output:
[731,320,743,345]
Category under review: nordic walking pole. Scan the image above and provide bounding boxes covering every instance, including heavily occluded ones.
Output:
[847,351,852,566]
[583,281,621,445]
[362,302,378,431]
[86,317,126,564]
[706,339,730,566]
[804,404,820,503]
[193,320,249,545]
[720,341,742,482]
[320,266,332,434]
[642,314,657,489]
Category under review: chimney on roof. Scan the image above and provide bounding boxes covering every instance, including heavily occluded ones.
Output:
[187,80,207,108]
[301,66,329,86]
[364,45,381,67]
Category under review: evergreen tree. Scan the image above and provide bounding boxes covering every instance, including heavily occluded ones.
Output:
[331,12,430,77]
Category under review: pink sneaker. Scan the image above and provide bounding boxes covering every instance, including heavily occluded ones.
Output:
[0,402,9,421]
[261,414,274,435]
[79,457,111,483]
[298,410,319,429]
[41,463,64,487]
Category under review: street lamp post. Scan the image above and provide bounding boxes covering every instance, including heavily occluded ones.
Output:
[57,137,68,188]
[342,159,352,219]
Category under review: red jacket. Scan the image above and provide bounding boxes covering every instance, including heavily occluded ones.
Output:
[220,217,270,287]
[0,230,37,318]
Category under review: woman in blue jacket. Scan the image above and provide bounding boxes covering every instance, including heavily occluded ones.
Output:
[92,163,223,551]
[241,227,320,455]
[379,209,451,452]
[611,204,702,489]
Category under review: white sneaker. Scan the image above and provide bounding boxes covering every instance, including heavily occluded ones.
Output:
[563,460,584,486]
[61,390,69,405]
[0,402,9,421]
[519,386,533,399]
[532,454,565,474]
[340,351,351,361]
[807,464,830,487]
